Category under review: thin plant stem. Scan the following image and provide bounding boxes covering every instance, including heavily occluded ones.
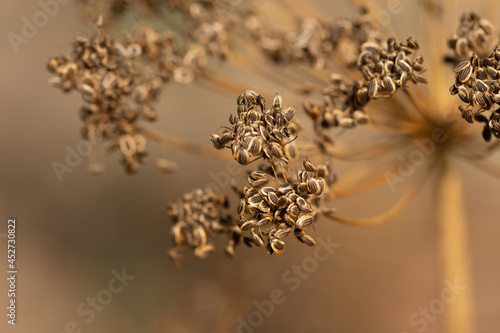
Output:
[141,126,233,161]
[437,158,473,333]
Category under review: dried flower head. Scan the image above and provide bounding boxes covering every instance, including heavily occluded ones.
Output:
[210,91,299,165]
[167,188,234,267]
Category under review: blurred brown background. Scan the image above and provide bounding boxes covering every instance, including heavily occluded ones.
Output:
[0,1,499,332]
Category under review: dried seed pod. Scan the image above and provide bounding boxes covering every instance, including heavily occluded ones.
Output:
[274,228,292,239]
[277,196,289,208]
[237,198,246,216]
[383,76,396,94]
[238,219,255,231]
[270,239,285,254]
[193,226,207,247]
[459,65,472,83]
[306,178,320,194]
[119,135,136,157]
[368,79,378,98]
[257,216,273,227]
[249,177,269,188]
[303,157,317,172]
[194,244,216,259]
[296,215,314,230]
[455,37,468,57]
[458,86,469,103]
[301,234,316,247]
[283,142,298,161]
[475,79,488,93]
[268,191,279,206]
[210,134,224,150]
[156,158,178,174]
[235,149,250,165]
[248,194,264,206]
[454,60,471,73]
[251,229,264,247]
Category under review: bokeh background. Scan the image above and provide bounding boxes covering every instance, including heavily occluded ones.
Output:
[0,1,499,332]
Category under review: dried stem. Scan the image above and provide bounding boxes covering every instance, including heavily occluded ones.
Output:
[322,159,431,226]
[141,126,232,161]
[437,158,473,333]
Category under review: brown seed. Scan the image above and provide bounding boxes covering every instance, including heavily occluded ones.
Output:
[457,86,468,103]
[248,194,263,206]
[301,234,316,247]
[277,196,289,208]
[383,76,396,94]
[283,142,298,161]
[454,60,471,73]
[270,239,285,254]
[273,93,282,111]
[455,37,468,57]
[239,219,255,231]
[235,149,250,165]
[459,65,472,83]
[193,226,207,247]
[479,18,495,35]
[287,203,300,217]
[219,132,233,145]
[489,119,500,132]
[237,198,246,216]
[119,135,136,157]
[156,158,178,174]
[315,178,326,197]
[210,134,225,150]
[194,244,215,259]
[257,216,273,227]
[368,80,378,99]
[251,229,264,247]
[283,214,295,227]
[296,214,314,230]
[268,191,279,206]
[277,183,294,195]
[482,125,492,141]
[398,59,412,72]
[303,157,317,172]
[306,178,320,194]
[492,94,500,104]
[476,79,488,93]
[475,92,487,108]
[274,228,292,239]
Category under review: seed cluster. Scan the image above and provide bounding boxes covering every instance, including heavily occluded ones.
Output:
[47,18,208,172]
[78,0,253,60]
[167,188,236,267]
[210,91,299,165]
[236,158,330,255]
[448,13,500,141]
[304,37,426,142]
[246,8,383,69]
[450,51,500,140]
[447,13,495,59]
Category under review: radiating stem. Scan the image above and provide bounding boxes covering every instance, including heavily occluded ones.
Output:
[437,158,473,333]
[141,126,233,161]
